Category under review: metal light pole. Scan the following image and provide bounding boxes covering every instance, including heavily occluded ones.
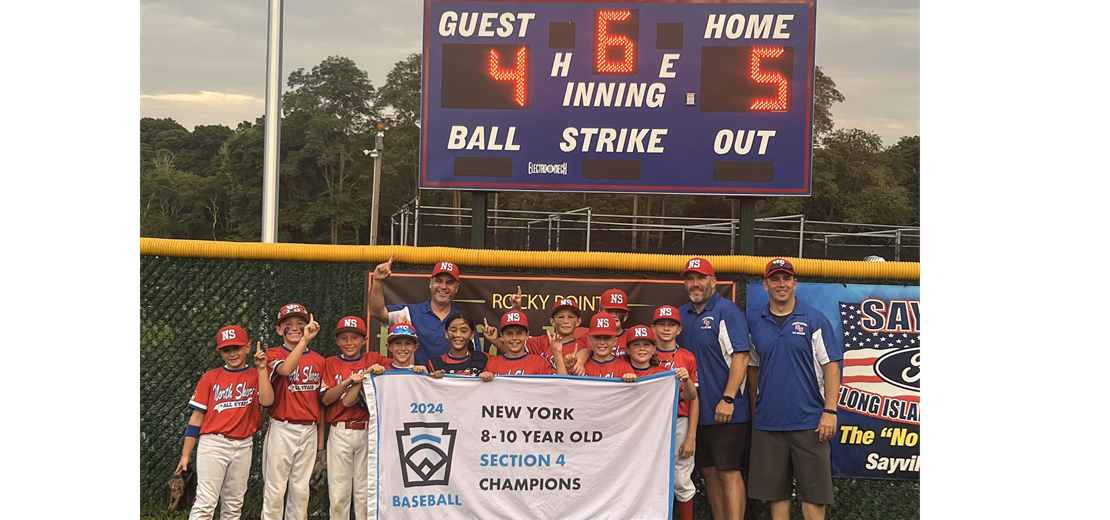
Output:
[367,122,385,245]
[260,0,284,243]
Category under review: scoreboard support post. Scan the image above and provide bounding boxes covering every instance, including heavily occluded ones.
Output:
[470,191,488,249]
[738,197,756,255]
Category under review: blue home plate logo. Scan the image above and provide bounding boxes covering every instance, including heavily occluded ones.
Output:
[397,423,457,487]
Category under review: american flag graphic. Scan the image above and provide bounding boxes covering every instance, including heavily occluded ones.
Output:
[840,302,919,404]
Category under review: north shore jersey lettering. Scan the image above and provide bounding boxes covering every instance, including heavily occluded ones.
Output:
[747,300,842,430]
[266,345,326,422]
[188,366,263,440]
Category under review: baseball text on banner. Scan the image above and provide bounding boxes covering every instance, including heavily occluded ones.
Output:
[365,373,679,518]
[748,282,920,480]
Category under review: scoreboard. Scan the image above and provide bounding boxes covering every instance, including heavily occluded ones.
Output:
[421,0,816,196]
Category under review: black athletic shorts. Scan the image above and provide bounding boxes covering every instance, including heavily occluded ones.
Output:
[747,429,834,505]
[693,422,750,471]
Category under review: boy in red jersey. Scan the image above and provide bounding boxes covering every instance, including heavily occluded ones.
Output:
[176,325,274,520]
[319,316,385,520]
[500,287,587,371]
[571,288,633,371]
[621,324,696,394]
[576,313,635,379]
[653,305,701,520]
[481,311,569,380]
[261,304,327,520]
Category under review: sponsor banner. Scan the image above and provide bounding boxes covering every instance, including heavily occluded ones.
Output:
[365,372,679,519]
[748,282,920,480]
[365,272,735,355]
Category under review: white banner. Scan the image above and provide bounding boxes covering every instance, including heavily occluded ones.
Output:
[365,372,679,519]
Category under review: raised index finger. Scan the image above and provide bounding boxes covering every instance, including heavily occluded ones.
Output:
[386,253,396,266]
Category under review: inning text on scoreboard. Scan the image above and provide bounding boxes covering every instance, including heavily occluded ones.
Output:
[421,0,816,196]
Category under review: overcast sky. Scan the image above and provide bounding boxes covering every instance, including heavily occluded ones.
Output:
[140,0,918,147]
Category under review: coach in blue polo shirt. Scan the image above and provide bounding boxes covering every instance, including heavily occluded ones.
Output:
[368,255,478,367]
[676,257,751,520]
[746,258,842,520]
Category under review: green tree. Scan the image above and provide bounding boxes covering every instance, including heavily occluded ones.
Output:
[140,118,235,239]
[882,135,920,224]
[283,56,379,244]
[374,53,423,225]
[140,150,205,238]
[813,66,846,144]
[808,128,914,225]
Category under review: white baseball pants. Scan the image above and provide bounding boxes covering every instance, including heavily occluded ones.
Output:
[262,419,318,520]
[675,416,696,502]
[188,434,253,520]
[327,422,369,520]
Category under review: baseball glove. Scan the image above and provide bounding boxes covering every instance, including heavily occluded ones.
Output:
[310,448,328,490]
[165,467,197,512]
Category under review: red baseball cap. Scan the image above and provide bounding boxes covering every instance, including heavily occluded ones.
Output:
[587,313,619,336]
[216,325,249,350]
[764,258,795,278]
[431,261,460,281]
[334,316,366,337]
[681,257,714,278]
[387,323,419,343]
[652,305,681,324]
[599,289,629,311]
[277,303,309,323]
[551,298,581,317]
[500,311,529,331]
[626,325,656,344]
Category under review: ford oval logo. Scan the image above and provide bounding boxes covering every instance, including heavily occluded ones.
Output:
[874,347,919,392]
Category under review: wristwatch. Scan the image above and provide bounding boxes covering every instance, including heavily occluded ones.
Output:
[721,395,735,404]
[823,408,837,414]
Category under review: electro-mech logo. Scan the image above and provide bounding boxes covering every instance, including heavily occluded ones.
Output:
[396,422,457,487]
[528,162,568,175]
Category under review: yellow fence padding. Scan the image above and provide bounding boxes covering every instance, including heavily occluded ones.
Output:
[140,238,919,281]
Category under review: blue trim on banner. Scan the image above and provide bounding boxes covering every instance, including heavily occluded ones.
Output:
[411,434,442,443]
[669,377,679,520]
[370,374,381,520]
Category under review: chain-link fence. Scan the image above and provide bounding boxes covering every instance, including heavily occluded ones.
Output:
[139,254,919,519]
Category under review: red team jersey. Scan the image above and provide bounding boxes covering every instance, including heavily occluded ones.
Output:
[484,353,555,376]
[656,347,699,417]
[320,352,385,425]
[266,345,327,422]
[581,356,635,378]
[525,335,576,360]
[188,366,263,440]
